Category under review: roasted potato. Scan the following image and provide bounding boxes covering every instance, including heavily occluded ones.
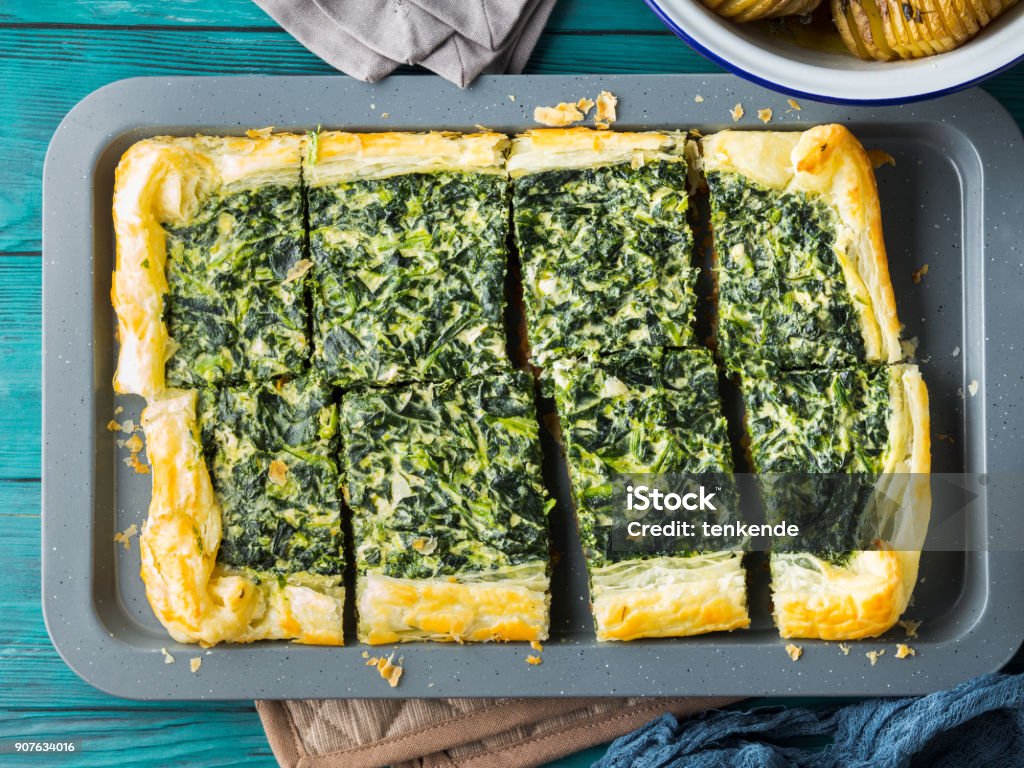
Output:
[832,0,1018,59]
[703,0,824,23]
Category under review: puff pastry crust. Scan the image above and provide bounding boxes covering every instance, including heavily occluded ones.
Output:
[139,390,344,646]
[507,127,687,176]
[111,133,304,398]
[702,125,901,366]
[305,130,507,186]
[357,567,550,645]
[591,553,749,642]
[770,365,930,640]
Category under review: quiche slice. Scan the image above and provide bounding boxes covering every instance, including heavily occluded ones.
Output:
[305,131,511,388]
[551,347,750,642]
[139,374,344,646]
[340,370,552,644]
[741,365,931,640]
[112,133,309,396]
[510,128,698,370]
[703,125,902,373]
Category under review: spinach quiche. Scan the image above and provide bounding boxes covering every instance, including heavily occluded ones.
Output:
[510,129,698,370]
[139,380,344,646]
[112,133,310,397]
[551,347,749,641]
[741,365,930,640]
[703,125,902,373]
[340,371,552,644]
[305,131,510,387]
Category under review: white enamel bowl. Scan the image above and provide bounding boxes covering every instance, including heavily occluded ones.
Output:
[645,0,1024,103]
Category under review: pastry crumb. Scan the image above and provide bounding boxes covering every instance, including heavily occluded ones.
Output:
[899,619,922,638]
[533,102,585,127]
[268,459,289,486]
[161,647,175,665]
[526,655,543,666]
[530,640,543,652]
[868,149,897,169]
[911,263,929,283]
[730,103,744,122]
[381,112,389,119]
[245,127,274,139]
[190,657,202,673]
[785,643,802,661]
[576,97,595,116]
[968,380,979,397]
[694,95,705,103]
[367,653,403,688]
[895,643,916,659]
[107,419,121,432]
[428,682,435,687]
[900,336,919,360]
[361,650,370,659]
[952,346,960,357]
[124,453,150,475]
[508,95,516,102]
[787,98,802,111]
[757,108,773,124]
[595,91,617,127]
[284,259,313,285]
[866,649,885,666]
[115,406,124,415]
[839,643,851,655]
[125,433,144,453]
[114,523,138,551]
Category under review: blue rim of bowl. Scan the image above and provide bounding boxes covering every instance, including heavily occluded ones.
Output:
[644,0,1024,105]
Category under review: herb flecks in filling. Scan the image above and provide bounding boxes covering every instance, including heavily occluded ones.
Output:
[708,171,865,372]
[513,160,697,368]
[553,348,735,567]
[163,185,309,387]
[198,375,342,577]
[308,172,509,388]
[742,366,892,563]
[340,371,550,580]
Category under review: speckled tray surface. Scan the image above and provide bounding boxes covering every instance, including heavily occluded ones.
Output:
[42,74,1024,699]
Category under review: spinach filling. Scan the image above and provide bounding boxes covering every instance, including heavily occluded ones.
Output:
[163,185,309,387]
[308,172,509,388]
[513,159,697,369]
[198,375,343,577]
[340,371,551,581]
[742,366,893,563]
[553,348,737,568]
[707,171,865,373]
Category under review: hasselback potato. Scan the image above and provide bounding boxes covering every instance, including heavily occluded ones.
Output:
[831,0,1019,59]
[702,0,824,23]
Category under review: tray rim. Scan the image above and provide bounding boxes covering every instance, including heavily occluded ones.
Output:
[41,73,1024,700]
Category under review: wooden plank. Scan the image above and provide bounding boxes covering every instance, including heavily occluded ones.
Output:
[0,257,39,479]
[0,0,666,32]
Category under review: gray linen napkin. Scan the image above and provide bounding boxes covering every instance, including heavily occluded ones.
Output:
[253,0,557,87]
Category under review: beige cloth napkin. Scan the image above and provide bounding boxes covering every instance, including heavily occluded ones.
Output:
[252,0,557,87]
[257,696,741,768]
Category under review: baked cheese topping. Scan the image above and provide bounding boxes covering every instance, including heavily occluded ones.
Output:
[708,171,865,373]
[309,170,510,387]
[198,374,343,578]
[512,134,697,369]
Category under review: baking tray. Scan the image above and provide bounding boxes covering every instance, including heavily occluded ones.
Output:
[42,74,1024,700]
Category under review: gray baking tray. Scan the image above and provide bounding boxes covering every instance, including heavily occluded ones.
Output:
[42,74,1024,700]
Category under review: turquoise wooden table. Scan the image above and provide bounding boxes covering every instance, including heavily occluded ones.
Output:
[3,1,1024,765]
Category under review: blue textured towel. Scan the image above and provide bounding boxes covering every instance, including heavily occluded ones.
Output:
[595,673,1024,768]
